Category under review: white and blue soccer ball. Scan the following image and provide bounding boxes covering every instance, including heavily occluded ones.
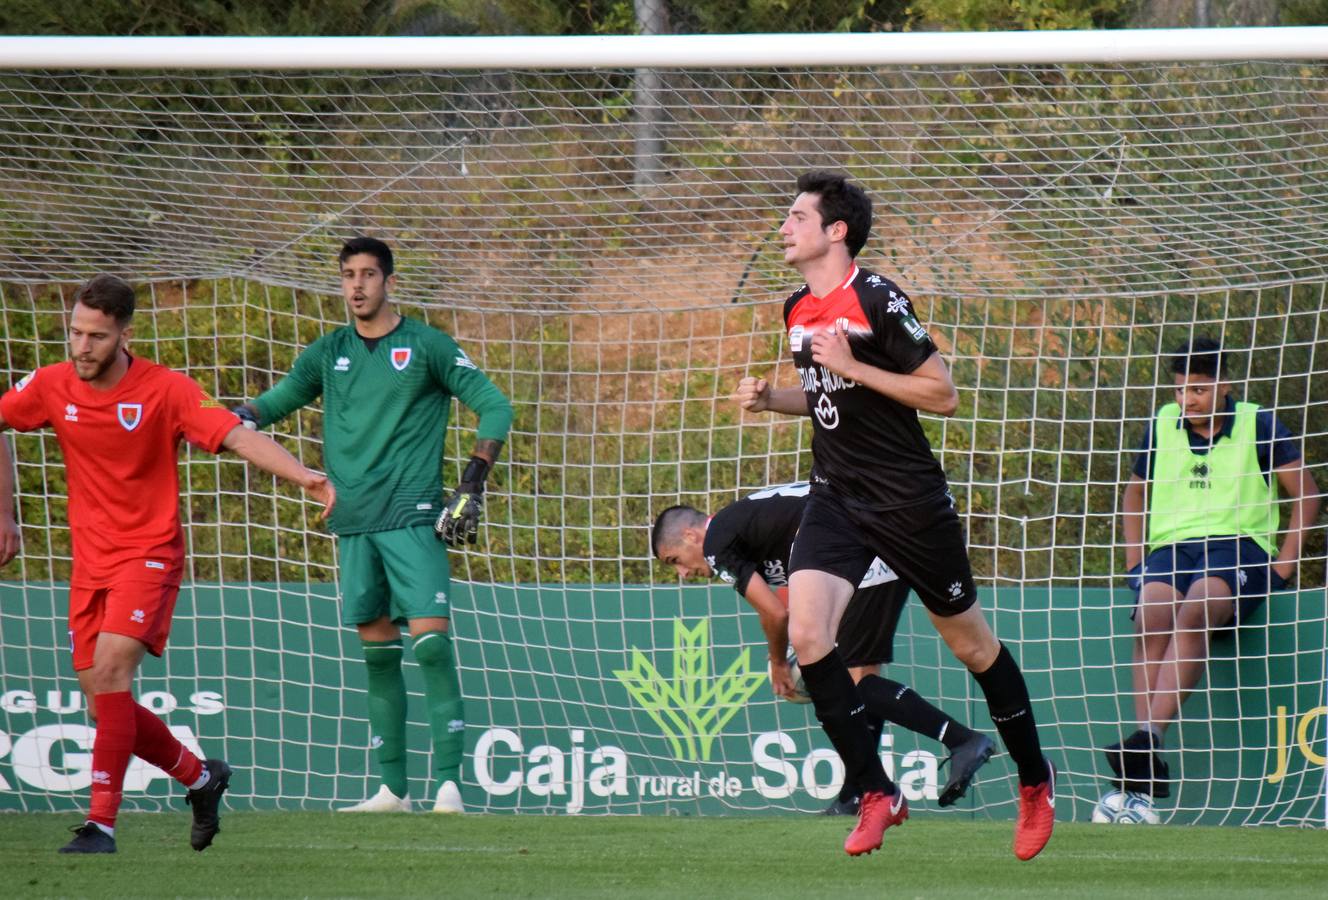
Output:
[769,646,812,704]
[1092,789,1160,824]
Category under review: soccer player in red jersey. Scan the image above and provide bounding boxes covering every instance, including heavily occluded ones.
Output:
[737,172,1054,860]
[0,275,335,854]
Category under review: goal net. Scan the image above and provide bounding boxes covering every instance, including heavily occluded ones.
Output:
[0,32,1324,826]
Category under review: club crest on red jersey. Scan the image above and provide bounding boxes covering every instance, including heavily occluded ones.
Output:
[390,347,412,371]
[117,402,143,431]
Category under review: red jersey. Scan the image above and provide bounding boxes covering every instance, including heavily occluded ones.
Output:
[0,354,240,585]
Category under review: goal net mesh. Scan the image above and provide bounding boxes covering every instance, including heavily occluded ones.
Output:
[0,59,1324,825]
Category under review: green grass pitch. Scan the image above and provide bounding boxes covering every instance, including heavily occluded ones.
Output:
[4,811,1327,898]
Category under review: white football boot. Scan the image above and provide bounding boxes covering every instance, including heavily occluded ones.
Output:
[338,785,411,812]
[432,780,464,814]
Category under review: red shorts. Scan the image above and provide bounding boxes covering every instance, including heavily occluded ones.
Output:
[68,575,181,671]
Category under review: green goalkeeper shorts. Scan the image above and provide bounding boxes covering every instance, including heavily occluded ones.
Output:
[339,525,452,625]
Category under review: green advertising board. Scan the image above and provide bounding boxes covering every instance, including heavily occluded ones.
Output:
[1,582,1323,826]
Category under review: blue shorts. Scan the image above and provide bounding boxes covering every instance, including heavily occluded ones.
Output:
[1132,537,1274,627]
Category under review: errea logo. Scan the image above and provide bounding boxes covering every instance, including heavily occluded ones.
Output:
[334,356,351,372]
[64,403,78,422]
[130,609,146,624]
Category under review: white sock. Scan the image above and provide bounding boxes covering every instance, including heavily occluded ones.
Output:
[188,767,211,791]
[89,820,115,837]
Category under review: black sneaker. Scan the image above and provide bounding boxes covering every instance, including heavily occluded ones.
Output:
[938,732,996,807]
[1103,732,1171,799]
[58,822,116,854]
[820,794,860,816]
[185,759,232,851]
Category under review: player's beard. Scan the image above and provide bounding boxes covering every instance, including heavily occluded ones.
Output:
[73,345,122,382]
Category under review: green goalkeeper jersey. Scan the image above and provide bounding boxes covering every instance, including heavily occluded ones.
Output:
[252,316,513,535]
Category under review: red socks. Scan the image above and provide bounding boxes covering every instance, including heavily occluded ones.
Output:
[87,691,136,828]
[88,692,206,828]
[133,702,203,787]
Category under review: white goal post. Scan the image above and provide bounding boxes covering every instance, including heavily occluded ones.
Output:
[1,28,1328,68]
[0,28,1324,826]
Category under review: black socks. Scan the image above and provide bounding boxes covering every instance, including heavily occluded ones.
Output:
[799,648,893,796]
[971,643,1049,786]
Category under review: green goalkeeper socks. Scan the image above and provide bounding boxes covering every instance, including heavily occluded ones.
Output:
[413,629,464,785]
[361,639,409,799]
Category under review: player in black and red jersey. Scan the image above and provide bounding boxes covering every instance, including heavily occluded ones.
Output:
[651,482,994,815]
[736,172,1054,860]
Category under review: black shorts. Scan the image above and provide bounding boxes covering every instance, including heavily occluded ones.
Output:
[790,488,977,618]
[836,578,909,667]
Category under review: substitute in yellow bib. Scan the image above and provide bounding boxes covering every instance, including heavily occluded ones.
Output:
[1105,337,1318,800]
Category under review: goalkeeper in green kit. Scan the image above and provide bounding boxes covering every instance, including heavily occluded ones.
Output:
[235,237,513,813]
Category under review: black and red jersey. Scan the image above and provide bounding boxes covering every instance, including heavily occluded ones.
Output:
[702,483,809,597]
[782,265,950,511]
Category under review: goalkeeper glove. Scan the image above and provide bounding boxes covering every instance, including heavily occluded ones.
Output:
[233,405,259,431]
[436,456,489,546]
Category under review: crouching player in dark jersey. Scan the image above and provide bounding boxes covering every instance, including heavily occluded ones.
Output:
[0,275,335,854]
[235,237,513,814]
[651,482,995,815]
[737,172,1055,859]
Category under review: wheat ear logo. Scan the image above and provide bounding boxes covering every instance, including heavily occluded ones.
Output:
[614,618,767,762]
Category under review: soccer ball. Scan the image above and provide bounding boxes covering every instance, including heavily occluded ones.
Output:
[769,645,811,704]
[1091,789,1160,824]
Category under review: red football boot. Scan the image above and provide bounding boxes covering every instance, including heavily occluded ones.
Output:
[844,786,909,857]
[1014,759,1055,861]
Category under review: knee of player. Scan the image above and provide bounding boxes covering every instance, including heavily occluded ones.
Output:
[1135,600,1176,635]
[412,629,455,668]
[86,662,136,695]
[950,638,995,671]
[1140,580,1182,604]
[1183,577,1234,604]
[848,664,881,684]
[787,618,833,659]
[1174,597,1224,632]
[936,619,998,671]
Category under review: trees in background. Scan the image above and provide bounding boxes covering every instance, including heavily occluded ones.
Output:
[10,0,1318,38]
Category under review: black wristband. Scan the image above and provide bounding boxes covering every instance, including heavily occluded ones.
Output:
[459,456,490,491]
